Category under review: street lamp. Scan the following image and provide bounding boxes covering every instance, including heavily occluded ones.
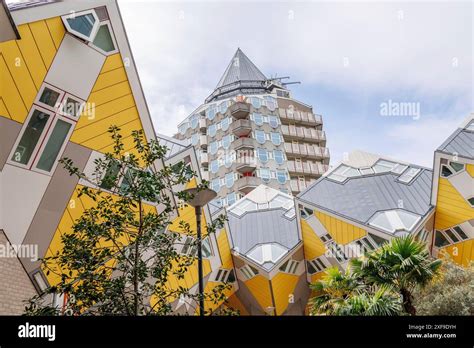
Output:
[182,187,217,316]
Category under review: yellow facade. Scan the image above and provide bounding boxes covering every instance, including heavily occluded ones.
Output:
[315,211,367,245]
[0,17,65,123]
[271,272,300,315]
[300,219,326,260]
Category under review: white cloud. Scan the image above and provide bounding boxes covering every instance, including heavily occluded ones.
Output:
[118,0,472,159]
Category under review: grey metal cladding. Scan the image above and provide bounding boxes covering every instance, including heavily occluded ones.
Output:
[227,208,299,255]
[437,128,474,159]
[215,48,267,89]
[298,170,433,225]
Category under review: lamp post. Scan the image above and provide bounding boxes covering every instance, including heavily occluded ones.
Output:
[182,187,217,316]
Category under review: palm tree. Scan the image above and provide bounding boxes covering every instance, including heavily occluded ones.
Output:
[350,235,442,315]
[309,267,402,316]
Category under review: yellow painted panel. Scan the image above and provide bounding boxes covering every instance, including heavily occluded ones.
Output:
[1,41,37,110]
[78,119,141,151]
[0,57,27,122]
[15,24,47,89]
[200,281,236,315]
[244,275,273,313]
[185,177,198,189]
[441,239,474,267]
[92,67,128,92]
[88,81,132,107]
[435,178,474,230]
[71,108,139,144]
[0,98,11,119]
[310,271,325,283]
[315,211,366,245]
[100,53,124,73]
[300,219,326,260]
[45,17,66,50]
[29,21,57,68]
[466,165,474,178]
[271,272,299,315]
[217,229,234,269]
[224,294,249,315]
[169,204,208,237]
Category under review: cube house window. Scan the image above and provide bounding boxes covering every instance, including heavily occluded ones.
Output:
[93,23,116,52]
[36,119,73,172]
[11,109,51,165]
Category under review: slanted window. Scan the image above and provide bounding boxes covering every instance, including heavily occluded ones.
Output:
[320,234,333,243]
[434,230,450,248]
[100,159,121,190]
[240,264,258,280]
[279,259,299,274]
[307,257,329,274]
[467,197,474,207]
[213,269,234,282]
[398,167,421,183]
[60,94,84,119]
[38,86,61,109]
[11,108,52,166]
[247,243,288,265]
[91,21,117,54]
[62,10,100,41]
[368,209,420,233]
[441,161,465,178]
[35,118,73,172]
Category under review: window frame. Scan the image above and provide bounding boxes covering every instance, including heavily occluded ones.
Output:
[62,9,100,42]
[35,84,65,112]
[89,20,119,56]
[270,132,281,146]
[58,93,86,120]
[31,115,75,175]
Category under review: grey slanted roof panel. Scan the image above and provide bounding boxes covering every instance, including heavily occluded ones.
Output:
[227,209,299,255]
[215,48,267,89]
[156,133,189,159]
[298,170,433,225]
[437,128,474,159]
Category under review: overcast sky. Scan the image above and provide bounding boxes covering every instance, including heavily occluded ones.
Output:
[119,0,472,167]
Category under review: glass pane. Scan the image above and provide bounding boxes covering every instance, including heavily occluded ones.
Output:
[67,13,96,38]
[453,226,468,240]
[441,165,453,178]
[62,97,81,117]
[36,120,72,171]
[434,231,450,247]
[449,162,464,172]
[93,24,115,52]
[100,160,120,190]
[39,87,60,107]
[444,229,459,243]
[11,110,50,165]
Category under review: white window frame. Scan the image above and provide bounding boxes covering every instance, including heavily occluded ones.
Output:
[280,259,299,274]
[31,115,75,175]
[58,92,86,120]
[307,256,329,274]
[212,269,233,283]
[35,84,65,112]
[9,106,56,170]
[88,20,119,55]
[62,9,100,42]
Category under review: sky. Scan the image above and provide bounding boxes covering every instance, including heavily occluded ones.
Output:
[119,0,473,167]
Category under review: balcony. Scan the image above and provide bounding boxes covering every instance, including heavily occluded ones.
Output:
[284,143,330,161]
[201,171,209,181]
[230,119,252,137]
[230,102,251,119]
[200,152,209,164]
[234,176,260,194]
[287,160,329,176]
[281,125,326,144]
[290,178,315,194]
[233,137,255,150]
[199,118,207,131]
[278,109,323,127]
[235,153,257,173]
[199,135,207,148]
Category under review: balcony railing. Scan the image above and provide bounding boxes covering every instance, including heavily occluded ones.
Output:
[234,176,260,194]
[290,178,316,193]
[281,125,326,144]
[284,142,330,160]
[278,109,323,126]
[230,119,252,137]
[287,160,329,176]
[233,137,255,150]
[230,102,251,119]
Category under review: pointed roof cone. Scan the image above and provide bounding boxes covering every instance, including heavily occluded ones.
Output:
[215,48,267,89]
[206,48,269,103]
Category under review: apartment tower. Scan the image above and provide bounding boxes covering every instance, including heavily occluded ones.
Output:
[174,49,330,207]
